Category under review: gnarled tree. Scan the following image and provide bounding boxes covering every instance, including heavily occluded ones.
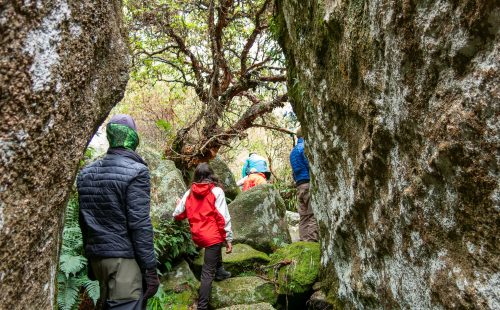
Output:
[127,0,288,170]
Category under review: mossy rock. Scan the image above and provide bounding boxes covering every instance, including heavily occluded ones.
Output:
[210,156,240,200]
[210,276,278,309]
[229,184,291,253]
[267,242,320,295]
[192,244,270,277]
[216,302,276,310]
[159,260,199,309]
[162,260,200,291]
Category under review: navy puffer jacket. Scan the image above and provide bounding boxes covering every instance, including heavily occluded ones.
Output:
[77,148,156,270]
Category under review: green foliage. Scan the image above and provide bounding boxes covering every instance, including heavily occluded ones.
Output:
[155,119,172,133]
[147,285,194,310]
[57,191,100,310]
[153,220,197,272]
[273,179,298,212]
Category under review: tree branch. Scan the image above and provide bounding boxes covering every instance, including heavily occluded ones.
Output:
[252,124,296,135]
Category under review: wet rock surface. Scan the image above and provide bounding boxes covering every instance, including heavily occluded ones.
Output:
[0,1,128,308]
[276,0,499,308]
[229,184,291,253]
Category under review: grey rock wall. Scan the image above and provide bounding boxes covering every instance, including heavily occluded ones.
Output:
[0,1,128,308]
[276,0,499,308]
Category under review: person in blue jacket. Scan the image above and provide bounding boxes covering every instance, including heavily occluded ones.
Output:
[289,127,319,241]
[241,152,271,180]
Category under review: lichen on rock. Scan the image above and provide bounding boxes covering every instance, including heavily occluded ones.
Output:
[275,0,500,308]
[0,0,128,308]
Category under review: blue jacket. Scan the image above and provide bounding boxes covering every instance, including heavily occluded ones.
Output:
[241,154,269,178]
[289,138,310,184]
[77,148,156,270]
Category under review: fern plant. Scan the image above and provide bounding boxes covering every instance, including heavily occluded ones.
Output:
[153,220,197,272]
[57,191,100,310]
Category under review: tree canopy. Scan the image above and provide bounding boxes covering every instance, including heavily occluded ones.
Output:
[126,0,288,169]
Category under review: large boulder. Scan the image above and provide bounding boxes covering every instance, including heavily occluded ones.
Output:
[210,156,240,200]
[210,276,278,309]
[229,184,291,253]
[160,260,199,308]
[267,242,320,295]
[276,0,499,308]
[139,147,187,220]
[193,244,270,277]
[0,1,128,307]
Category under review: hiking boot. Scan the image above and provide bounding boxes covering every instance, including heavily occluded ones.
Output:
[215,267,231,281]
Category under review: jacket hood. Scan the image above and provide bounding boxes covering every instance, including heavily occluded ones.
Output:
[107,123,139,151]
[190,182,215,198]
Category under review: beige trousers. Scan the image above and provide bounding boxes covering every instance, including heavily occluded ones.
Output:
[297,182,319,242]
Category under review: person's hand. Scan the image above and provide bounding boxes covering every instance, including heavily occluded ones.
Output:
[143,269,160,300]
[225,242,233,254]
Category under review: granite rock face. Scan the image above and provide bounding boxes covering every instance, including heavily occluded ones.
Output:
[0,1,128,308]
[276,0,499,308]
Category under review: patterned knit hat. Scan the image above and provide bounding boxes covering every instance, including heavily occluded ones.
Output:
[106,114,139,151]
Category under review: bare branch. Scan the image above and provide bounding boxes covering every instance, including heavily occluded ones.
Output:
[252,124,296,135]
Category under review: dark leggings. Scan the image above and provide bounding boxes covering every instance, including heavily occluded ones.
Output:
[198,243,223,310]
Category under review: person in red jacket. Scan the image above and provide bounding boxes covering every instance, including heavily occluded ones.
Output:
[236,168,267,191]
[173,163,233,310]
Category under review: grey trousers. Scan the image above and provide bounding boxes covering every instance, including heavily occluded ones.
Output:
[90,257,144,310]
[297,182,319,242]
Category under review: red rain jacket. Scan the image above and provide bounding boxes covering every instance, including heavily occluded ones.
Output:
[173,183,232,248]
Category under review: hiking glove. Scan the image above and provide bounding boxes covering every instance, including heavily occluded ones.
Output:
[143,269,160,299]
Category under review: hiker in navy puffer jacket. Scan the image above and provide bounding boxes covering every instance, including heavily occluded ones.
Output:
[77,114,159,309]
[289,127,319,242]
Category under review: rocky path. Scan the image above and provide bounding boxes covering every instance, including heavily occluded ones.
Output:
[145,150,327,309]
